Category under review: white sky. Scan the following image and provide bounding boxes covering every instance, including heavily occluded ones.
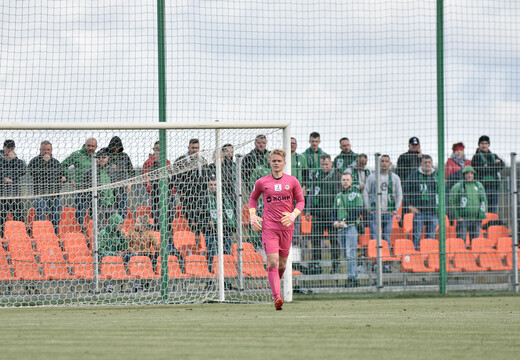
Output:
[0,1,518,168]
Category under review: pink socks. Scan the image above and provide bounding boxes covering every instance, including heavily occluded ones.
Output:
[268,267,281,300]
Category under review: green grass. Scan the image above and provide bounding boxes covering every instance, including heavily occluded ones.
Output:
[1,295,519,360]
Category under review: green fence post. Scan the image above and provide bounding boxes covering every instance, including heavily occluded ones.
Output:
[157,0,169,302]
[437,0,447,294]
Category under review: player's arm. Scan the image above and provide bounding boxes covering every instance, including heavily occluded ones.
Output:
[281,178,305,227]
[248,179,263,231]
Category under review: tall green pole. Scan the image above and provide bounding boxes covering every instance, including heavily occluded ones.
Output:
[437,0,447,294]
[157,0,169,301]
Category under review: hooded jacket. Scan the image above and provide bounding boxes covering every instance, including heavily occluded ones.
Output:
[449,178,487,220]
[107,136,134,183]
[98,213,126,256]
[471,149,504,191]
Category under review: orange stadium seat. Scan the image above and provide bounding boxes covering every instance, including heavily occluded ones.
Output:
[173,231,199,259]
[156,255,189,279]
[496,237,512,259]
[62,232,91,258]
[0,257,16,281]
[100,256,131,280]
[367,240,394,261]
[184,255,216,278]
[40,254,74,280]
[486,225,510,247]
[211,255,239,277]
[128,256,159,279]
[68,256,94,279]
[242,252,267,278]
[231,242,256,263]
[478,253,509,271]
[10,254,44,281]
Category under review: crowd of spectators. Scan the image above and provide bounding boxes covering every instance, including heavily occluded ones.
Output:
[0,132,512,281]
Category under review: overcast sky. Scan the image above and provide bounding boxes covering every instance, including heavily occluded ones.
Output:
[1,1,518,168]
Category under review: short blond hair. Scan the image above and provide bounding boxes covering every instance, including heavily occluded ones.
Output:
[270,149,286,159]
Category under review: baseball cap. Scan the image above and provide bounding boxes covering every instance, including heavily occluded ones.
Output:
[409,137,420,145]
[3,140,15,149]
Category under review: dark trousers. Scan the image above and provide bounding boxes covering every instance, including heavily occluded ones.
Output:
[310,212,339,266]
[0,199,25,238]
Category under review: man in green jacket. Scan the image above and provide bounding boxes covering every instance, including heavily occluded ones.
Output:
[449,166,488,244]
[61,138,98,227]
[306,154,342,274]
[333,173,364,286]
[98,213,126,258]
[333,137,358,175]
[301,132,327,189]
[291,137,308,247]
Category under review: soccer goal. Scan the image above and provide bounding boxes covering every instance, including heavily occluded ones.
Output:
[0,121,296,307]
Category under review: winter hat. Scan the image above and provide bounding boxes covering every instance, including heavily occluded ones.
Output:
[478,135,490,145]
[462,165,476,174]
[452,142,464,152]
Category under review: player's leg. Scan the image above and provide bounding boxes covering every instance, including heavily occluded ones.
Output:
[263,229,282,304]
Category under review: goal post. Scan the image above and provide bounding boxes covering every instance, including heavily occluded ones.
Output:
[0,121,295,307]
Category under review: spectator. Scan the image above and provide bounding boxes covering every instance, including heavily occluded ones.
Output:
[106,136,134,219]
[81,148,115,232]
[124,214,158,271]
[199,175,236,272]
[291,137,308,247]
[471,135,504,215]
[396,136,422,183]
[242,134,268,184]
[246,152,272,250]
[62,138,98,226]
[143,141,170,196]
[205,143,237,203]
[290,137,307,195]
[445,142,472,222]
[333,173,364,287]
[403,155,439,250]
[306,154,341,274]
[28,141,67,235]
[173,139,210,242]
[449,166,487,244]
[333,137,357,175]
[0,140,26,238]
[302,132,327,187]
[345,153,370,192]
[363,155,403,253]
[98,212,126,258]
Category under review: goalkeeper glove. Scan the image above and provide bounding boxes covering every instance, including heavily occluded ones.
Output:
[249,208,263,231]
[281,209,301,227]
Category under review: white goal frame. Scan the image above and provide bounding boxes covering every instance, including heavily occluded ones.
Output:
[2,120,296,302]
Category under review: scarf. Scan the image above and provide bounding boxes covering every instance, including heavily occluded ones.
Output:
[450,153,467,169]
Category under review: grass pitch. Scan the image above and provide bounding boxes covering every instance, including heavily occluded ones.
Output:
[1,295,519,360]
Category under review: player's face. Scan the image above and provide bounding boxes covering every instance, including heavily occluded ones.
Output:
[341,174,353,189]
[479,141,489,153]
[188,142,199,155]
[340,139,351,153]
[291,139,297,153]
[270,154,285,172]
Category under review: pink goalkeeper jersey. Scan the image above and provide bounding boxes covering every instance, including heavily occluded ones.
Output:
[249,174,305,230]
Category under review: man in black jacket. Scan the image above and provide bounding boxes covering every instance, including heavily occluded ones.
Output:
[0,140,26,238]
[28,141,67,235]
[471,135,504,214]
[396,136,422,183]
[107,136,134,219]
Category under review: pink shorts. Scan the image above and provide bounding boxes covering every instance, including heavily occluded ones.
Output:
[262,228,294,258]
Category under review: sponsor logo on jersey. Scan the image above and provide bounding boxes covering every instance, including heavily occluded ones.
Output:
[285,185,290,190]
[266,195,291,203]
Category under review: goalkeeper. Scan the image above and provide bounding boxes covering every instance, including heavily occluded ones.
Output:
[249,149,305,310]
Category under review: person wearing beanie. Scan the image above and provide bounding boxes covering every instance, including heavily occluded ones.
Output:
[449,166,487,244]
[471,136,504,214]
[444,142,472,222]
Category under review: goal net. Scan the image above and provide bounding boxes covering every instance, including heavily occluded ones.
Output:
[0,124,289,307]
